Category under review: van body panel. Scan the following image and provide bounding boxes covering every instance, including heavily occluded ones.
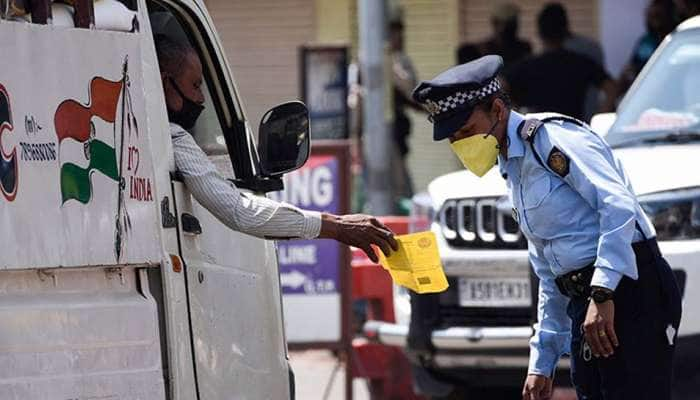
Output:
[0,23,162,269]
[0,267,166,399]
[172,174,290,400]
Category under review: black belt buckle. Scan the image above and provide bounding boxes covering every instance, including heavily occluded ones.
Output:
[555,266,594,298]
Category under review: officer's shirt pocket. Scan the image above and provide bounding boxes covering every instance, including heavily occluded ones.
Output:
[522,172,565,239]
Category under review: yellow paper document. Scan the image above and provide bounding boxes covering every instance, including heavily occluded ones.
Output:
[377,231,449,294]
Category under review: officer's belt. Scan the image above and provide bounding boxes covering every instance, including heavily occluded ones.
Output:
[555,225,655,299]
[554,265,595,298]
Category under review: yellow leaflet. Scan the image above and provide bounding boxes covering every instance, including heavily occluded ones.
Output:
[377,231,449,294]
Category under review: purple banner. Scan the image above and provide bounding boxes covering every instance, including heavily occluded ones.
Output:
[269,155,341,295]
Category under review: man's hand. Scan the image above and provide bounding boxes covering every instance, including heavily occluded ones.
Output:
[583,299,619,358]
[319,213,399,262]
[522,374,553,400]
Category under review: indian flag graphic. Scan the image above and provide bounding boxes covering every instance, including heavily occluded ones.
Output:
[54,77,123,204]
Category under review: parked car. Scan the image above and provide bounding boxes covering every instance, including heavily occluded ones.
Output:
[366,15,700,399]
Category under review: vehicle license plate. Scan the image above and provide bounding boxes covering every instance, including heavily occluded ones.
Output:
[458,277,531,307]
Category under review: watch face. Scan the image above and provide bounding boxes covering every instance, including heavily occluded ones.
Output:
[593,289,611,303]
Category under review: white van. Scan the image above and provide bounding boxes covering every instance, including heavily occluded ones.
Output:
[0,1,308,398]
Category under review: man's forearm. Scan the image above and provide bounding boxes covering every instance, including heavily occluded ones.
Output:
[318,213,340,240]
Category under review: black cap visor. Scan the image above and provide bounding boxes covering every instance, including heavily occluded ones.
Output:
[432,106,474,141]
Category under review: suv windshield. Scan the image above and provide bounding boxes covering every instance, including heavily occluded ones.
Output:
[607,28,700,148]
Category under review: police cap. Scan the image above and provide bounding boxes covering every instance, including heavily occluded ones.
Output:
[412,55,504,141]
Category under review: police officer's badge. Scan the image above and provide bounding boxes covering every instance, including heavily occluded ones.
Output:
[547,147,570,177]
[425,99,441,116]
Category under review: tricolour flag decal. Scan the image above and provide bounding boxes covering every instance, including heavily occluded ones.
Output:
[55,78,123,143]
[54,77,123,204]
[60,139,119,203]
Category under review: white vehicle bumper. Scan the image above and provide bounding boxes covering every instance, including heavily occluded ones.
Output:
[363,321,556,369]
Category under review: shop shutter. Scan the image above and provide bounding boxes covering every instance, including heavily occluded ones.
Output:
[205,0,316,130]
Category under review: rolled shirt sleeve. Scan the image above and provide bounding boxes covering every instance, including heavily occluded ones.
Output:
[170,124,322,240]
[527,241,571,377]
[534,123,639,290]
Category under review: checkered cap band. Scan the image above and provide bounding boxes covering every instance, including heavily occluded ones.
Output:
[424,78,502,118]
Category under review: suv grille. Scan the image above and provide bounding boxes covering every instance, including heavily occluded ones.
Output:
[439,197,527,249]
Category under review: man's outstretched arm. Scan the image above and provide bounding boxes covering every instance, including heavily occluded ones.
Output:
[171,125,397,261]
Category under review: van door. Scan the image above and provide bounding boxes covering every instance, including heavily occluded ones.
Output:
[148,2,291,399]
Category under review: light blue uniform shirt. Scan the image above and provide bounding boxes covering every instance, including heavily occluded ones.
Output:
[497,111,655,377]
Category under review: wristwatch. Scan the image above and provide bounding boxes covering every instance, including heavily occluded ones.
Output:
[590,286,614,303]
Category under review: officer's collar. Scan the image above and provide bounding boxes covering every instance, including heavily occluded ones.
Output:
[498,110,526,175]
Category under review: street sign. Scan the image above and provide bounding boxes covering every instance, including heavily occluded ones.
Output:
[300,46,349,140]
[268,142,351,346]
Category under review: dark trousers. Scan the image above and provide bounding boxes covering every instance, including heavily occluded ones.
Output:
[567,239,682,400]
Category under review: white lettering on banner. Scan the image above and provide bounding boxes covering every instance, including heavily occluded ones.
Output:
[280,270,308,289]
[288,167,311,205]
[278,245,318,265]
[304,279,336,294]
[311,166,332,207]
[270,165,334,207]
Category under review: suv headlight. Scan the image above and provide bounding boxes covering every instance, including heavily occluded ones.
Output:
[639,187,700,241]
[409,191,435,233]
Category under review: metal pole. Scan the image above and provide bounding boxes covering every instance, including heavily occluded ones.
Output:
[359,0,392,216]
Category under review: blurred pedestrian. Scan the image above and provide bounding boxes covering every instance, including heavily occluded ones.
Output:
[675,0,700,19]
[504,4,617,120]
[618,0,677,96]
[347,13,423,214]
[544,2,606,121]
[456,2,531,71]
[389,18,423,206]
[412,55,682,400]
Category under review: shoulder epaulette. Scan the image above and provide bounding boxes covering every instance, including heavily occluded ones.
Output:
[518,119,543,142]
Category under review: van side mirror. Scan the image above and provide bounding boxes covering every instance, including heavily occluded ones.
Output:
[257,101,310,177]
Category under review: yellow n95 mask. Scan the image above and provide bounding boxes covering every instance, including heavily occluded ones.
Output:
[449,120,500,177]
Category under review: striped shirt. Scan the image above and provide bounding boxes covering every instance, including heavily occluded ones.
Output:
[170,123,322,239]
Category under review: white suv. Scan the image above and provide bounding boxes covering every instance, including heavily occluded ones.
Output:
[366,16,700,399]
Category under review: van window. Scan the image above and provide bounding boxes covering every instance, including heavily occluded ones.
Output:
[148,2,253,159]
[148,7,228,156]
[146,0,257,184]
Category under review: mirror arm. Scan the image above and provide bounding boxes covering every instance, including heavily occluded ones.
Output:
[230,177,284,194]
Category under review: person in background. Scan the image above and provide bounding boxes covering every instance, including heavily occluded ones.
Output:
[543,2,606,121]
[457,2,531,71]
[618,0,677,96]
[504,4,617,121]
[389,18,423,208]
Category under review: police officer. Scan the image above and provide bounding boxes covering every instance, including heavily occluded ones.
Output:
[411,55,682,400]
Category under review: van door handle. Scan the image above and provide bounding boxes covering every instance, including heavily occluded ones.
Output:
[181,213,202,235]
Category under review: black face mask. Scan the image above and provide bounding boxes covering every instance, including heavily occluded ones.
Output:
[168,77,204,130]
